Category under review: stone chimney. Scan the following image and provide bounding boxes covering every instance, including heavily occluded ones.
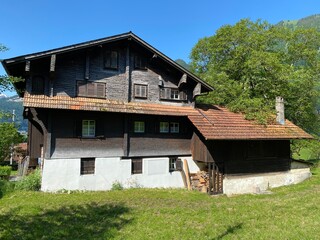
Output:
[276,96,285,125]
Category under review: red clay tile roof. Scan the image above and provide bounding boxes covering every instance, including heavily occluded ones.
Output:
[188,105,313,140]
[24,94,313,140]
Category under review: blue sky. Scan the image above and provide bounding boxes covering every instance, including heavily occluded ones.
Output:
[1,0,319,96]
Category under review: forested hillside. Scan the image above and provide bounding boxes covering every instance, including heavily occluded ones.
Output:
[277,14,320,31]
[0,95,27,132]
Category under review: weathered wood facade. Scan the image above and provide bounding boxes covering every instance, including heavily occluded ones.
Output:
[2,32,312,194]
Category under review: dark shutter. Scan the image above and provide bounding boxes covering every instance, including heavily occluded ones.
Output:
[81,158,95,175]
[176,158,182,171]
[32,76,45,94]
[110,51,118,69]
[75,120,82,137]
[132,158,142,174]
[87,82,95,96]
[95,119,105,138]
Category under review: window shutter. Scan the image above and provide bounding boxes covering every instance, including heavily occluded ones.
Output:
[87,82,95,96]
[110,51,118,69]
[132,158,142,174]
[165,88,171,99]
[180,91,187,100]
[95,119,105,138]
[141,86,146,97]
[77,81,86,96]
[74,120,82,137]
[176,158,182,171]
[134,85,141,97]
[96,83,105,98]
[160,88,165,99]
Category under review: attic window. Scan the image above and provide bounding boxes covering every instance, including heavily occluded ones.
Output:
[77,81,105,98]
[160,88,187,101]
[104,50,118,69]
[134,84,147,98]
[31,76,45,94]
[134,55,147,70]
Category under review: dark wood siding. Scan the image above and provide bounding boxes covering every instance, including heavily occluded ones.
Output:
[28,119,44,166]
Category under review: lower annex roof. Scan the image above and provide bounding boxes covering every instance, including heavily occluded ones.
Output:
[24,94,313,140]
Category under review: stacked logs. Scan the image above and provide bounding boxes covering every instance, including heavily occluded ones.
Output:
[190,171,209,193]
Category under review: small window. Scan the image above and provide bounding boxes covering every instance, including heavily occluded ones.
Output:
[134,121,145,133]
[170,122,179,133]
[104,50,118,69]
[134,84,147,98]
[132,158,142,174]
[134,55,147,70]
[81,158,95,175]
[82,120,95,137]
[160,122,169,133]
[169,157,182,172]
[171,89,180,100]
[31,76,45,94]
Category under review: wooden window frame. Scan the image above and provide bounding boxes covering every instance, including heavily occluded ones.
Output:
[104,50,118,70]
[77,81,106,98]
[134,121,145,133]
[82,120,96,138]
[169,157,182,172]
[131,158,143,174]
[134,84,148,99]
[80,158,95,175]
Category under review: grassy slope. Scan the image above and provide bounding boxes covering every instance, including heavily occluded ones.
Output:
[0,167,319,240]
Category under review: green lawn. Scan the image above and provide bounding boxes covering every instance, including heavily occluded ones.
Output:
[0,167,319,240]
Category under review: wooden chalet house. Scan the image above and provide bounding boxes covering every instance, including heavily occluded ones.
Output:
[2,32,313,195]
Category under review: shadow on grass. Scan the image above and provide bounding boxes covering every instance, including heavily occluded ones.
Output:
[0,202,131,240]
[214,223,243,240]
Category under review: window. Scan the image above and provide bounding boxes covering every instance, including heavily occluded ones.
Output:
[171,89,180,100]
[160,88,187,101]
[170,122,179,133]
[134,121,145,133]
[134,84,147,98]
[169,157,182,172]
[134,55,147,70]
[132,158,142,174]
[82,120,95,137]
[31,76,45,94]
[77,81,106,98]
[81,158,95,175]
[160,122,169,133]
[104,50,118,69]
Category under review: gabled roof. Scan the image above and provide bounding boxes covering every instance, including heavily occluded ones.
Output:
[188,105,313,140]
[23,93,312,140]
[1,32,213,93]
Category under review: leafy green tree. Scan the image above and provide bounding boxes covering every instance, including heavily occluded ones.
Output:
[0,44,13,93]
[190,19,320,134]
[0,122,24,162]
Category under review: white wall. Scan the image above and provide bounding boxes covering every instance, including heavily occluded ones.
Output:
[223,168,312,196]
[41,156,199,191]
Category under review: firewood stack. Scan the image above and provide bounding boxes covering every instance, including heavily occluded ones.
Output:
[190,171,209,193]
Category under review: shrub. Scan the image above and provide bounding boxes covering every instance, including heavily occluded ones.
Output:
[15,169,41,191]
[111,181,123,191]
[0,180,15,198]
[0,166,12,180]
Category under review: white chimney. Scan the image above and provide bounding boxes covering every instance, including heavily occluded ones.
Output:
[276,97,285,125]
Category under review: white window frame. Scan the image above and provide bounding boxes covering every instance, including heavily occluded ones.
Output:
[134,121,145,133]
[160,122,169,133]
[170,122,179,133]
[170,89,180,100]
[82,120,96,137]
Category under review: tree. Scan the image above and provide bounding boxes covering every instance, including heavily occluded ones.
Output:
[0,122,24,162]
[190,19,320,134]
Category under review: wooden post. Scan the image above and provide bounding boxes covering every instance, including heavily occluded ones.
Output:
[183,159,192,191]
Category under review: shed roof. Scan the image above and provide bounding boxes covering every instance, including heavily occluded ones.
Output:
[23,94,312,140]
[188,105,313,140]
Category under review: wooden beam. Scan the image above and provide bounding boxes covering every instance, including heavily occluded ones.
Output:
[25,61,30,72]
[178,74,187,88]
[193,82,201,99]
[50,54,56,72]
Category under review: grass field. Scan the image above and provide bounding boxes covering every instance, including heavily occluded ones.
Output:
[0,166,319,240]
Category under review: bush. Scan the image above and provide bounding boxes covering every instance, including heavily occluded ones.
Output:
[0,166,12,180]
[111,181,123,191]
[15,169,41,191]
[0,180,15,198]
